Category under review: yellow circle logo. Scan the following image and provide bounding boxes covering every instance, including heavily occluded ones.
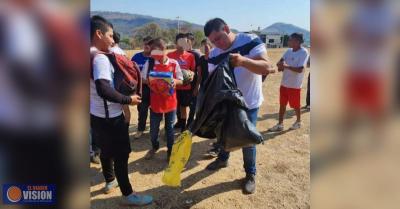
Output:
[7,186,22,202]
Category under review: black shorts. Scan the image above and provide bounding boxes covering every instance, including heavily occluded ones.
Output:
[177,89,193,107]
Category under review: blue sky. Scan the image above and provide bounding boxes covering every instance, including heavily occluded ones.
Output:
[90,0,310,31]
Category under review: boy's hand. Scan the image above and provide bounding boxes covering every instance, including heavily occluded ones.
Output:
[283,63,290,69]
[130,95,142,105]
[277,61,284,72]
[124,110,131,124]
[229,53,247,67]
[173,79,183,88]
[189,72,194,82]
[171,80,176,89]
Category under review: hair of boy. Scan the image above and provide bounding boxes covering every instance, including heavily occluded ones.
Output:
[149,37,166,49]
[113,32,121,44]
[143,36,153,44]
[175,33,187,42]
[90,15,113,41]
[290,33,304,44]
[204,18,227,37]
[201,38,211,46]
[186,32,195,41]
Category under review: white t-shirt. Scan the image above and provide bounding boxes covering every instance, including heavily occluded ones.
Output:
[208,33,267,109]
[109,45,126,56]
[349,4,394,71]
[281,47,309,89]
[90,47,123,118]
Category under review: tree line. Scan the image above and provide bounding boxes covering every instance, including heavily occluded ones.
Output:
[119,22,205,50]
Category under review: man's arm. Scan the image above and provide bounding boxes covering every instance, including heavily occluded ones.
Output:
[283,52,309,73]
[193,65,202,96]
[230,51,275,75]
[284,64,305,73]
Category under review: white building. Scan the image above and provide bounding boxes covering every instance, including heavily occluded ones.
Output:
[258,28,284,48]
[243,31,284,48]
[266,34,283,48]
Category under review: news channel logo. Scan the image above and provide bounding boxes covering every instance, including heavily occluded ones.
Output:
[2,184,56,205]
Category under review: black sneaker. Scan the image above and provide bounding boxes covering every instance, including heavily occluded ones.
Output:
[242,174,256,194]
[90,154,100,164]
[205,159,228,171]
[167,153,171,163]
[180,119,187,133]
[144,149,157,160]
[173,120,182,129]
[206,147,220,157]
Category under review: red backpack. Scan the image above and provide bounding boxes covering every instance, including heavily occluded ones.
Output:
[91,51,142,96]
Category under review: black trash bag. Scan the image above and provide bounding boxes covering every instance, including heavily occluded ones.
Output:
[219,104,264,151]
[189,56,264,151]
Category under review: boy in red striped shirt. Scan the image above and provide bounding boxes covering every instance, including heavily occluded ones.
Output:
[141,38,183,161]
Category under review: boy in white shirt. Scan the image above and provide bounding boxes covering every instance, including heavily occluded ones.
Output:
[90,15,152,206]
[269,33,309,131]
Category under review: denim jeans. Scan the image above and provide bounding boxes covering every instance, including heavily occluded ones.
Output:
[150,110,176,155]
[217,107,259,175]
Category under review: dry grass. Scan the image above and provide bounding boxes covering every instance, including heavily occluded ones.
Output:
[91,48,310,209]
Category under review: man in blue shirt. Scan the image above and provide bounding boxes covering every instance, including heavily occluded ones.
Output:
[131,36,153,139]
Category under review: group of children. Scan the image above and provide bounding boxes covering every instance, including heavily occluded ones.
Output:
[90,14,309,206]
[130,34,212,161]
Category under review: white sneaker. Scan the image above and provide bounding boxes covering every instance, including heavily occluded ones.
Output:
[134,131,143,139]
[103,179,118,194]
[289,121,301,130]
[121,193,153,206]
[268,123,284,132]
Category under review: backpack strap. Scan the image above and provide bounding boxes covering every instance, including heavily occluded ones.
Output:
[91,50,111,120]
[103,99,109,119]
[207,37,263,65]
[146,57,155,80]
[132,60,143,96]
[207,37,268,82]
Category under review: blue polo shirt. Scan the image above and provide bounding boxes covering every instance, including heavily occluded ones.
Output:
[131,52,150,71]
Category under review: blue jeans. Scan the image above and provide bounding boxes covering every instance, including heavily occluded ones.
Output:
[217,107,259,175]
[150,110,176,155]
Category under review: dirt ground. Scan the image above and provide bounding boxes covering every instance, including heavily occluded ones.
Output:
[90,48,310,209]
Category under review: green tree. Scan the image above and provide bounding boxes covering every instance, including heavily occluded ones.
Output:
[180,23,193,33]
[167,28,178,43]
[132,22,163,48]
[118,37,131,49]
[193,30,205,49]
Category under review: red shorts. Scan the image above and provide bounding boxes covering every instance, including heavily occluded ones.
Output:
[280,86,301,109]
[345,71,384,114]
